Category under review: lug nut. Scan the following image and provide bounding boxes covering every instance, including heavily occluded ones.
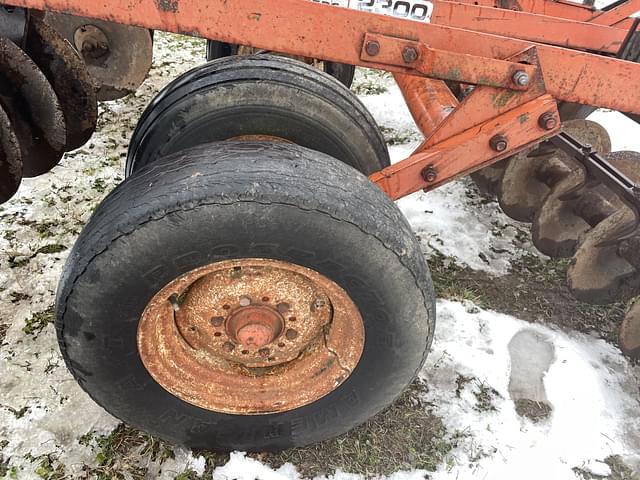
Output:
[538,112,557,131]
[402,46,419,64]
[489,135,508,152]
[365,40,380,56]
[285,329,298,340]
[210,316,224,327]
[277,302,290,313]
[313,299,326,309]
[222,341,235,352]
[421,165,437,183]
[512,70,530,87]
[239,296,251,307]
[258,347,270,357]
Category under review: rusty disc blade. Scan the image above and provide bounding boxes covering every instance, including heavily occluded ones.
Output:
[567,209,640,304]
[0,37,65,177]
[42,12,153,101]
[0,102,23,203]
[25,17,97,150]
[470,160,508,196]
[531,151,637,258]
[498,120,611,223]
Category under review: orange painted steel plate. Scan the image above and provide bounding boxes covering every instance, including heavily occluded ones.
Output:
[371,94,560,199]
[138,258,364,415]
[5,0,640,113]
[467,0,597,22]
[430,1,628,54]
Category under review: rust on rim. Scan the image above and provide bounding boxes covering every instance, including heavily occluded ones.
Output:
[138,258,365,415]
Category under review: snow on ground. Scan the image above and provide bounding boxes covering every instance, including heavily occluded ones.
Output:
[424,301,640,480]
[205,303,640,480]
[1,33,640,479]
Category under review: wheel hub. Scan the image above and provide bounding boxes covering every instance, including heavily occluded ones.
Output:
[227,305,283,348]
[74,25,110,63]
[138,258,364,414]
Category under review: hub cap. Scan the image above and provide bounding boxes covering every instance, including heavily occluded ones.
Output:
[138,258,364,414]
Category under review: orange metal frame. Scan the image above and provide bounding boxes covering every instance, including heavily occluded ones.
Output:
[5,0,639,199]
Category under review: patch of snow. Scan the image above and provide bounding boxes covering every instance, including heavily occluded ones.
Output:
[157,448,207,478]
[211,452,429,480]
[422,300,640,479]
[392,143,537,274]
[212,452,297,480]
[588,109,640,152]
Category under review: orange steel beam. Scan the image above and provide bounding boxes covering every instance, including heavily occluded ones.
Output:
[467,0,638,28]
[383,45,557,199]
[430,1,628,53]
[360,33,538,89]
[6,0,640,114]
[463,0,596,20]
[591,0,640,25]
[370,94,560,199]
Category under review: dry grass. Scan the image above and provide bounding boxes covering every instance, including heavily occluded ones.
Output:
[255,379,461,477]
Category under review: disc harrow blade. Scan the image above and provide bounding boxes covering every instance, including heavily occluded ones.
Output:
[42,12,153,101]
[497,120,611,223]
[0,36,65,177]
[567,209,640,304]
[0,102,23,203]
[470,161,507,196]
[531,151,637,257]
[25,17,97,150]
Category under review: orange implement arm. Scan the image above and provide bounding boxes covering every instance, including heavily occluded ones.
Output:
[469,0,597,20]
[464,0,639,28]
[430,1,628,53]
[5,0,640,114]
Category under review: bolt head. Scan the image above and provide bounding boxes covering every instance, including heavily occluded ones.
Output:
[402,46,419,64]
[490,135,508,152]
[538,112,557,131]
[512,70,530,87]
[421,165,438,183]
[365,41,380,57]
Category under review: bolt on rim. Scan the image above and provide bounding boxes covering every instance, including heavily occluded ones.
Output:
[137,258,365,415]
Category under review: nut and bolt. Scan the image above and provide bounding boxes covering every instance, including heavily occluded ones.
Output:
[512,70,530,87]
[538,112,557,131]
[365,40,380,56]
[239,295,251,307]
[489,134,508,152]
[402,46,419,64]
[276,302,290,313]
[421,165,438,183]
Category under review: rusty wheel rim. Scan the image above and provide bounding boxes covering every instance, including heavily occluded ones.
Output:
[138,258,365,414]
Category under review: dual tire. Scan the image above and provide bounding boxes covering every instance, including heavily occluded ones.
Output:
[56,56,435,451]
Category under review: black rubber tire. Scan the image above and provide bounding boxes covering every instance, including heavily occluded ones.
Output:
[57,141,435,451]
[126,54,387,177]
[206,39,356,88]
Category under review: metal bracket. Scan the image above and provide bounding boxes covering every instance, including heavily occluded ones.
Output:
[359,33,537,90]
[551,131,640,245]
